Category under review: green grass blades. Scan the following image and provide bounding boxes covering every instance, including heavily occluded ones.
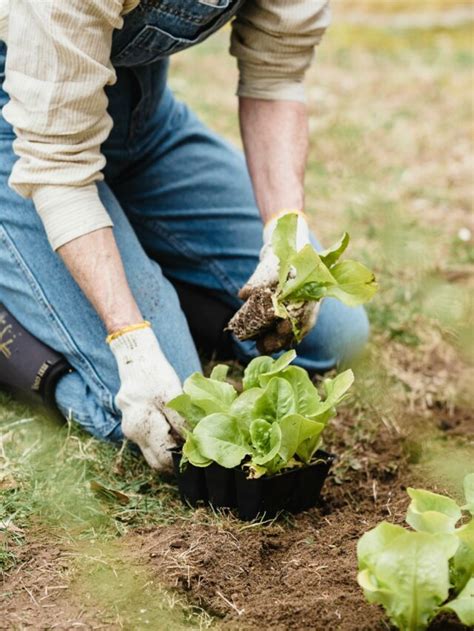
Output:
[271,214,378,335]
[168,352,354,477]
[357,475,474,630]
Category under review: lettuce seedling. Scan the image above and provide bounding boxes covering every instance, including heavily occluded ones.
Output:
[442,577,474,625]
[358,525,458,631]
[357,474,474,630]
[168,350,353,478]
[405,477,474,594]
[272,214,378,337]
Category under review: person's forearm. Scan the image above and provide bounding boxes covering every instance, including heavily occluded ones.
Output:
[239,97,309,224]
[58,228,143,334]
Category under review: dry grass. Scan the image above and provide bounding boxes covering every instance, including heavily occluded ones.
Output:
[334,0,472,14]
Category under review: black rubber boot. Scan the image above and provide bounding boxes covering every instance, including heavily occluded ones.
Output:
[0,304,71,408]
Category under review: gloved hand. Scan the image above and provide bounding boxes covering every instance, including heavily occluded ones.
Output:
[229,211,320,354]
[108,324,185,472]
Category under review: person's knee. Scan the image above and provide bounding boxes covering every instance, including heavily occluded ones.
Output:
[55,371,124,442]
[295,299,370,373]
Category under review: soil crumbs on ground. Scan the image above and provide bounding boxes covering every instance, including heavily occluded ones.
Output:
[127,412,471,631]
[0,535,97,630]
[2,407,471,630]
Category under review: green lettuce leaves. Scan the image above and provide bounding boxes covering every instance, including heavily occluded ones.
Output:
[169,350,353,477]
[271,214,378,333]
[442,577,474,627]
[358,527,458,631]
[357,475,474,630]
[406,487,462,534]
[193,414,251,469]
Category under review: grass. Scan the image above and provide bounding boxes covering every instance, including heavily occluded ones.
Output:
[70,539,214,629]
[0,400,212,626]
[335,0,471,11]
[1,9,473,627]
[0,395,195,536]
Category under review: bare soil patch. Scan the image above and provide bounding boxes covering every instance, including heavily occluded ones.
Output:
[127,410,472,631]
[1,532,200,630]
[0,533,97,630]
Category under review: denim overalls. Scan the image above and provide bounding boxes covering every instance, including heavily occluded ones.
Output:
[111,0,245,67]
[0,2,369,442]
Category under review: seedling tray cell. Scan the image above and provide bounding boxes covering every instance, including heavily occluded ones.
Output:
[205,462,237,509]
[234,466,299,521]
[287,452,335,514]
[171,449,207,507]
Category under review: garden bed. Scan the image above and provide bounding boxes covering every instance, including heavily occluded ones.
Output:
[127,407,472,631]
[1,406,471,629]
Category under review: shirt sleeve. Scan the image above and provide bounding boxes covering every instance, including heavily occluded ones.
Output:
[230,0,331,102]
[2,0,125,251]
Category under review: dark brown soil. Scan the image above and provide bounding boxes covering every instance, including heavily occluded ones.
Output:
[1,409,471,630]
[126,413,472,631]
[437,409,474,439]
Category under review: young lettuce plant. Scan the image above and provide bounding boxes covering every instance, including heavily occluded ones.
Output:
[357,474,474,631]
[272,214,378,338]
[168,350,354,478]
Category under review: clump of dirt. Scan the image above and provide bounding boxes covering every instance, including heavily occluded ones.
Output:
[227,285,276,341]
[227,285,314,353]
[255,317,295,354]
[429,615,472,631]
[436,408,474,439]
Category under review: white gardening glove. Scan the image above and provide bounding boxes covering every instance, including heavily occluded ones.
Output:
[109,325,185,472]
[229,212,320,354]
[241,212,311,295]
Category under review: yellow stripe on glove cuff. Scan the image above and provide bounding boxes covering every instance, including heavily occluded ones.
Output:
[106,321,151,344]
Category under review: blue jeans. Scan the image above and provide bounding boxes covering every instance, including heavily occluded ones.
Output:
[0,20,368,443]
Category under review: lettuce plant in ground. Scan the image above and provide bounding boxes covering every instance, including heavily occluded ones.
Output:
[357,474,474,631]
[168,350,353,478]
[271,214,378,338]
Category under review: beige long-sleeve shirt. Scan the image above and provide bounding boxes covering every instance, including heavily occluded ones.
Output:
[0,1,330,251]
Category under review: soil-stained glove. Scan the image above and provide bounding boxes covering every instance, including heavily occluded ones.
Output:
[230,212,320,354]
[108,325,185,472]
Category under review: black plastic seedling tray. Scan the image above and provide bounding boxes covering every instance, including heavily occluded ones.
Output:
[205,463,237,509]
[171,449,207,507]
[171,449,334,520]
